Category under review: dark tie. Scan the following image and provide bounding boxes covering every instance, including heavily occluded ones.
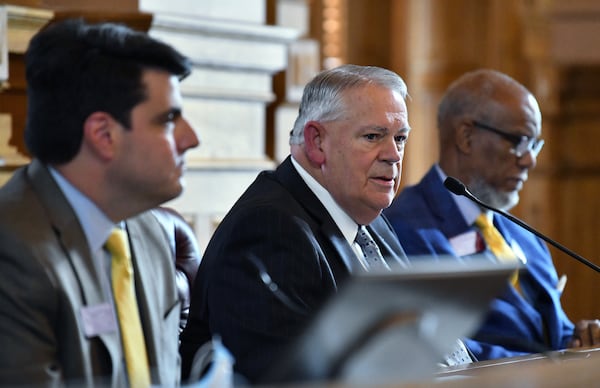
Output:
[355,226,390,271]
[105,228,151,388]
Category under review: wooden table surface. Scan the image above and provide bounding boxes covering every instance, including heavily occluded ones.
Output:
[402,347,600,387]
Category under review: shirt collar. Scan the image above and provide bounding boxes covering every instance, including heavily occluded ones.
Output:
[48,167,115,253]
[434,164,484,225]
[291,157,358,247]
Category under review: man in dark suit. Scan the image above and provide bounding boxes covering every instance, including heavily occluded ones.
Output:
[180,64,411,383]
[0,19,199,386]
[384,69,600,361]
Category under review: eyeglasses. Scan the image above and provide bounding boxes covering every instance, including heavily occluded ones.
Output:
[472,120,545,158]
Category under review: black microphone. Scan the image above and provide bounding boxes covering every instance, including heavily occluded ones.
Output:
[444,176,600,273]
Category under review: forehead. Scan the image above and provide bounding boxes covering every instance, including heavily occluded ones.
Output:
[138,69,181,105]
[341,84,408,123]
[489,91,541,135]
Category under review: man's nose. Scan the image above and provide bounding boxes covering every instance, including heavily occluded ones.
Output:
[177,118,200,152]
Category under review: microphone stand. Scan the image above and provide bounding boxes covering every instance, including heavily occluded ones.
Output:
[444,177,600,273]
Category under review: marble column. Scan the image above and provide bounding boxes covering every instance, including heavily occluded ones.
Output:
[139,0,300,249]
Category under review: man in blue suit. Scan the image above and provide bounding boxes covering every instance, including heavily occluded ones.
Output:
[384,69,600,361]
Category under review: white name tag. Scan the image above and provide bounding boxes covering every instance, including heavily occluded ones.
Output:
[449,230,481,257]
[80,303,118,337]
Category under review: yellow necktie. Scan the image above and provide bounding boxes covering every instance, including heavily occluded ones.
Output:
[474,214,520,290]
[105,228,151,388]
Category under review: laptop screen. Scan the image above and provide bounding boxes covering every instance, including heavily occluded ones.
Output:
[260,259,517,385]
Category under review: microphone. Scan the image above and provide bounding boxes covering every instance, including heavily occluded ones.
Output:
[444,176,600,273]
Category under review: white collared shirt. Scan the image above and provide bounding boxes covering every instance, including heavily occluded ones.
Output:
[434,164,483,226]
[291,157,369,271]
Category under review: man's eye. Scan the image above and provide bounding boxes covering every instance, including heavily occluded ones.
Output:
[365,133,380,140]
[395,135,408,144]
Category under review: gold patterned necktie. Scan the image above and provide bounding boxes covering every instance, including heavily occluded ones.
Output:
[105,228,151,388]
[474,214,520,290]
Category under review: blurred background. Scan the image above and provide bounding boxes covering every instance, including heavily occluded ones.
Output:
[1,0,600,326]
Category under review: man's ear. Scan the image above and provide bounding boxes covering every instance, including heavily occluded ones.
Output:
[455,120,474,155]
[82,112,118,161]
[304,121,326,165]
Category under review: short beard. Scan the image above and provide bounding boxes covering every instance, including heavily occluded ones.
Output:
[468,177,519,211]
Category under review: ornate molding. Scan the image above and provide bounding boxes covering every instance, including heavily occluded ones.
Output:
[2,5,54,54]
[149,13,300,73]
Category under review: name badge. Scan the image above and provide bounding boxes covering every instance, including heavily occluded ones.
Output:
[80,303,118,337]
[449,230,482,257]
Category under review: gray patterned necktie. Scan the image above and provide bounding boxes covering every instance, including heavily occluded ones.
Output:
[355,226,390,271]
[442,339,474,366]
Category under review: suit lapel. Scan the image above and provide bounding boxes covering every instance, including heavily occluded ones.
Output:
[125,217,159,369]
[320,221,358,273]
[276,157,355,273]
[275,157,409,273]
[368,217,409,268]
[27,160,122,371]
[126,214,178,381]
[27,160,106,305]
[275,157,331,225]
[421,167,471,238]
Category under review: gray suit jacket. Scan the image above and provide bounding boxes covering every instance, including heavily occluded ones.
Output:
[0,160,181,387]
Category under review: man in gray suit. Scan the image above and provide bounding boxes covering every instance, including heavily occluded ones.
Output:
[0,19,199,386]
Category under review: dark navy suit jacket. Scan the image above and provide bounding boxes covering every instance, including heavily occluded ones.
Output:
[180,156,407,383]
[384,166,574,360]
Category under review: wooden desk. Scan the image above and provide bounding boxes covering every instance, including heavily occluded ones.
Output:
[403,347,600,387]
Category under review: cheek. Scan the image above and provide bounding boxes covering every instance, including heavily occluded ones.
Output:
[149,135,177,157]
[475,145,503,169]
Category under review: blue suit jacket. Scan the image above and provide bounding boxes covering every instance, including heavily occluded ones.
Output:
[384,166,574,360]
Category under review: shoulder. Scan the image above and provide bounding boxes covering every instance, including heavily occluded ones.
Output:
[210,200,319,252]
[127,211,175,271]
[385,183,438,231]
[0,166,36,216]
[0,167,55,251]
[201,188,343,278]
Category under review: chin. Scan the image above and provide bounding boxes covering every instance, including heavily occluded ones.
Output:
[371,200,393,215]
[161,185,183,203]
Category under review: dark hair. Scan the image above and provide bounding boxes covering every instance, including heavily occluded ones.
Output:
[24,18,192,164]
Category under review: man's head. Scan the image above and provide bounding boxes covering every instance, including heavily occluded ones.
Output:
[437,69,542,211]
[290,64,411,225]
[24,19,199,221]
[24,18,192,164]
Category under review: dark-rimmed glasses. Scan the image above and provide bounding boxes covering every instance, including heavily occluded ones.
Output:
[472,120,544,158]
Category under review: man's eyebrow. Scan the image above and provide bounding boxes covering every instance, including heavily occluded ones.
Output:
[369,125,412,132]
[360,125,411,135]
[363,126,389,133]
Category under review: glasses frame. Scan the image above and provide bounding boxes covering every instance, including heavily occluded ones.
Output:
[472,120,544,158]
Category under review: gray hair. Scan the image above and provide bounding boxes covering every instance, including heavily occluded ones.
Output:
[289,64,408,145]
